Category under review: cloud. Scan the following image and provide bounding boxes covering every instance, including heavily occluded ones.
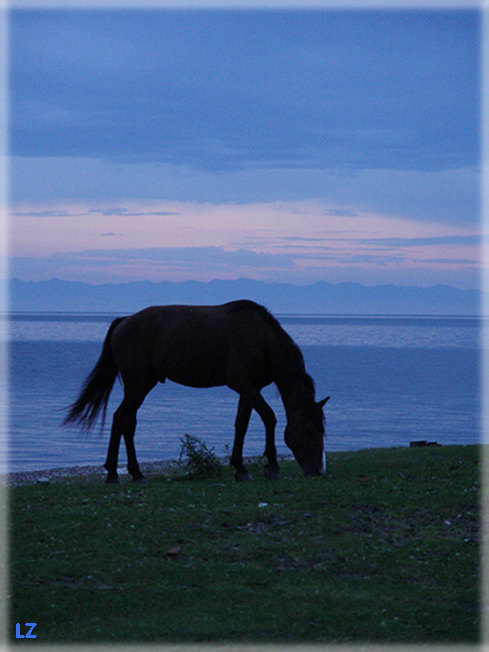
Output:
[88,207,179,217]
[238,233,482,254]
[354,235,482,249]
[11,209,75,218]
[10,10,479,175]
[9,157,478,227]
[8,235,481,289]
[71,246,295,269]
[8,246,296,283]
[10,205,180,220]
[322,209,359,218]
[414,257,479,266]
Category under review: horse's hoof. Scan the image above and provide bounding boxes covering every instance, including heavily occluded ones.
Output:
[264,465,281,480]
[105,475,119,484]
[132,475,146,483]
[235,471,252,482]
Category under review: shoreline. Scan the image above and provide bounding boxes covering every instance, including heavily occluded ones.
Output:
[1,459,183,486]
[1,444,471,486]
[1,454,297,486]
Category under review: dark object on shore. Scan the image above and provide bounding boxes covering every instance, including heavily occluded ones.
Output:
[166,545,182,559]
[410,440,441,448]
[64,300,329,483]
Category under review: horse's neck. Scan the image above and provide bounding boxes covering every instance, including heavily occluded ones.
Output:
[275,377,305,419]
[271,334,308,417]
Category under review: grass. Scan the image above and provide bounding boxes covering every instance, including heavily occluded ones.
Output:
[9,444,480,643]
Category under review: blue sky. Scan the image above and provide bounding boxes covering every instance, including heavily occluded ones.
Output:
[8,8,481,288]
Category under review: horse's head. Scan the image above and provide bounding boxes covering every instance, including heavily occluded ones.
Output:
[284,396,330,476]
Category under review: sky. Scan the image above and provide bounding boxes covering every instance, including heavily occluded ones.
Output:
[7,7,481,288]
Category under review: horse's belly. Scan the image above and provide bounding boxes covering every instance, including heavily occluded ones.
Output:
[164,369,227,388]
[159,351,228,389]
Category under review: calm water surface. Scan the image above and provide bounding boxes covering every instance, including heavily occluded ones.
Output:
[4,313,482,473]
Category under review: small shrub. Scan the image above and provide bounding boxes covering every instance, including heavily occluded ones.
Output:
[178,434,224,480]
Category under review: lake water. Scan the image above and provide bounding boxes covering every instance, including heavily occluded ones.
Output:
[3,313,482,473]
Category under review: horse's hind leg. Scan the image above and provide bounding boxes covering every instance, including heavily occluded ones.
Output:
[104,381,154,483]
[231,396,252,481]
[104,407,124,483]
[123,415,144,482]
[121,381,155,482]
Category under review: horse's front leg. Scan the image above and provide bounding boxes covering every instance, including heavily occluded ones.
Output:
[231,383,280,480]
[252,392,280,479]
[262,406,280,479]
[231,396,253,481]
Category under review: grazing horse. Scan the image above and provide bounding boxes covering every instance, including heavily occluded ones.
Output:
[65,300,329,483]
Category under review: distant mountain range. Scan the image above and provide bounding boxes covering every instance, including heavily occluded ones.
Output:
[4,278,482,315]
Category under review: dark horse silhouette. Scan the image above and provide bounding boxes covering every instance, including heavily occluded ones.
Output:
[65,300,329,483]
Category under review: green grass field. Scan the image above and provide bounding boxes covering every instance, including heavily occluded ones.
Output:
[9,445,480,643]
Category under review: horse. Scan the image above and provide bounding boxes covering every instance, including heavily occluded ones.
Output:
[64,300,329,483]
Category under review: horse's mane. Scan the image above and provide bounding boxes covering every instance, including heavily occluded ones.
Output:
[227,299,302,362]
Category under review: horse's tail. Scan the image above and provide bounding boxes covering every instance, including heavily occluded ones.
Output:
[64,317,125,431]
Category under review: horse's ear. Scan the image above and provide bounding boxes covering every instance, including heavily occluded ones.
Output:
[317,396,330,408]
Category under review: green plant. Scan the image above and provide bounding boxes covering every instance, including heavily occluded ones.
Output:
[178,434,225,480]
